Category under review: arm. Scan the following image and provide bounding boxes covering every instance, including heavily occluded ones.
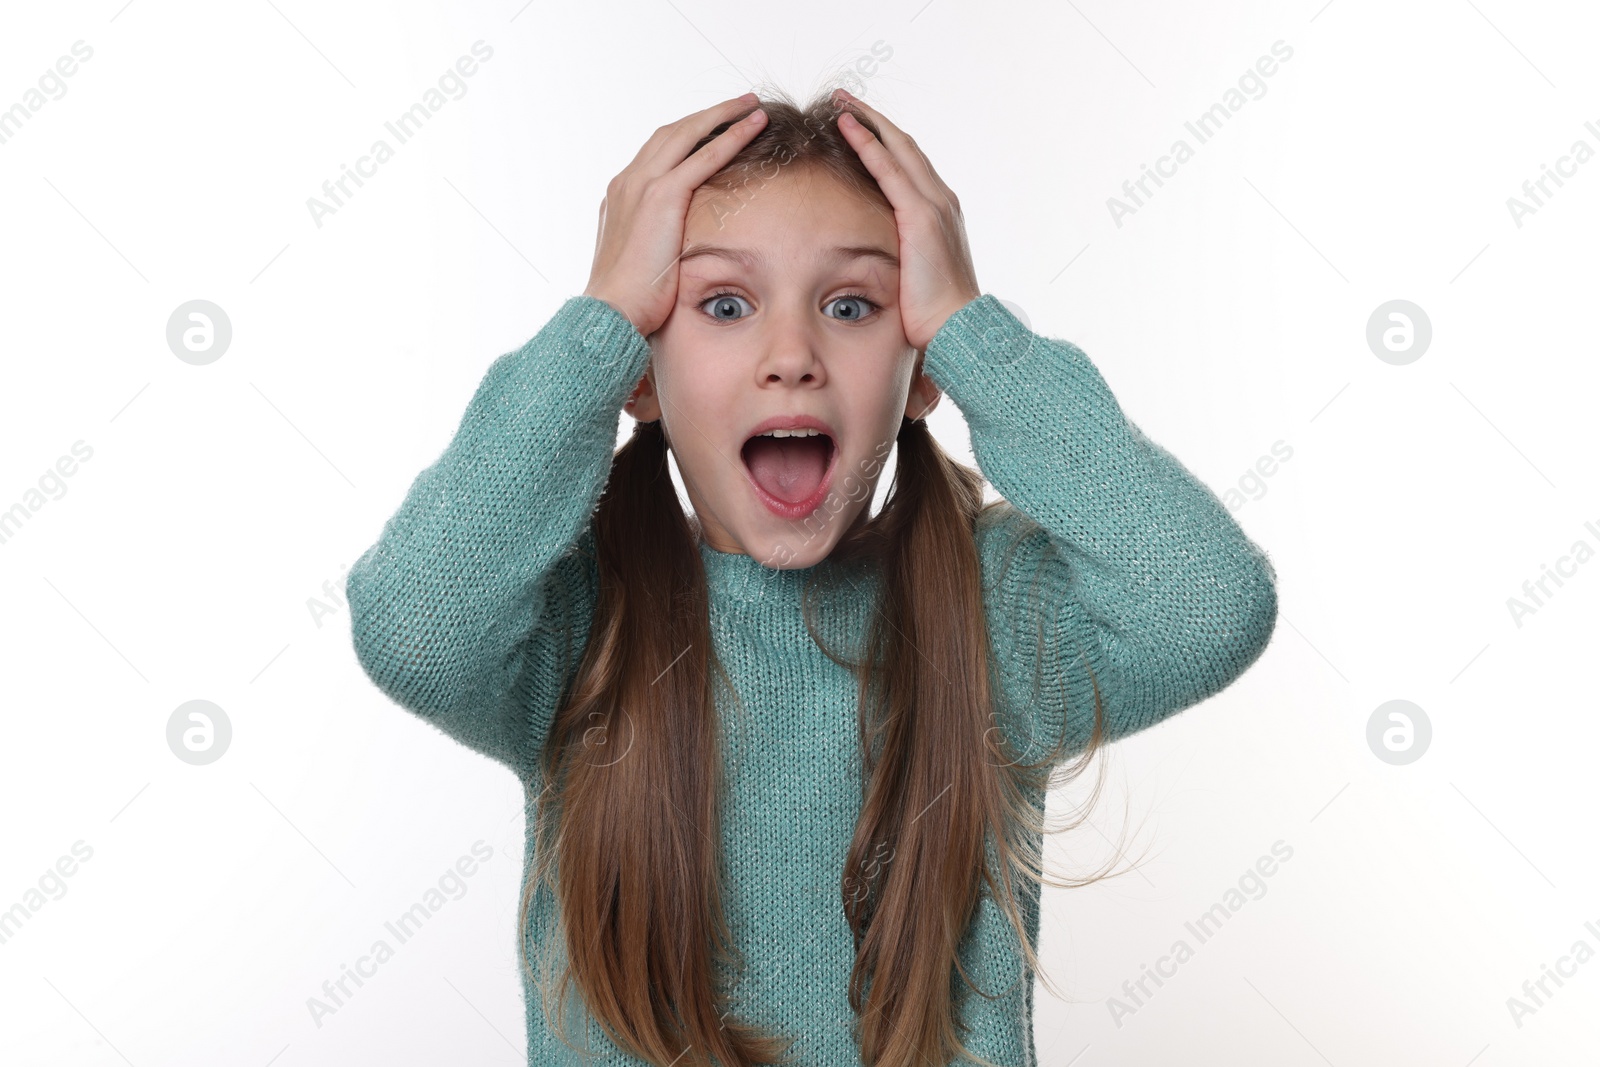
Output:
[921,295,1279,765]
[345,295,651,779]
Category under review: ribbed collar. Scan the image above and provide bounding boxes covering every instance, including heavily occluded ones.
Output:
[697,536,818,607]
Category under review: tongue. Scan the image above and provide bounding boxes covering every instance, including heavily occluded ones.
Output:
[743,435,830,504]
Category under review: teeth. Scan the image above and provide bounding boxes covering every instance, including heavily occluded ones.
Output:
[756,428,824,438]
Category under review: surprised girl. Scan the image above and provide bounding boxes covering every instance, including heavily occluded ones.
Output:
[347,86,1278,1067]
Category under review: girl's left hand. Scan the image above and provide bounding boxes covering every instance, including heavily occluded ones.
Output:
[832,87,982,354]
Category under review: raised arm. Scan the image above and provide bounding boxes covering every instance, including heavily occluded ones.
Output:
[345,295,650,779]
[921,295,1279,766]
[345,93,784,778]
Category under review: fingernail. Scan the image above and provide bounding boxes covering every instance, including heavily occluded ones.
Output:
[745,107,766,123]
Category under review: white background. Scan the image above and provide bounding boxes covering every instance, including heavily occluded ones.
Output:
[2,0,1597,1064]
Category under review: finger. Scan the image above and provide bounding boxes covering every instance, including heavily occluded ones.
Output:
[833,104,928,215]
[619,93,752,173]
[832,89,953,208]
[641,93,762,176]
[662,104,770,192]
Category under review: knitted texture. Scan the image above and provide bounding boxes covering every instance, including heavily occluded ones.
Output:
[345,293,1279,1065]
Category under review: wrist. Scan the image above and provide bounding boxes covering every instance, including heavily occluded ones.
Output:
[582,288,640,331]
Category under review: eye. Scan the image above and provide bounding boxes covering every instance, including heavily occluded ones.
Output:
[824,293,881,323]
[697,289,883,325]
[700,289,752,323]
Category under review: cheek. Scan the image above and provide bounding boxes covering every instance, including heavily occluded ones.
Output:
[843,361,911,416]
[658,376,738,447]
[832,379,903,455]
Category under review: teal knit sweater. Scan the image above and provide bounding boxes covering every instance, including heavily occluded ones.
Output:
[346,293,1278,1065]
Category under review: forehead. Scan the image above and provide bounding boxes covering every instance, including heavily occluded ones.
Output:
[683,167,896,266]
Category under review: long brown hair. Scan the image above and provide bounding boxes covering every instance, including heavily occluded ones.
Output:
[520,87,1133,1067]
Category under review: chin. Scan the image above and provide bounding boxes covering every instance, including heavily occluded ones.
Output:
[746,526,840,570]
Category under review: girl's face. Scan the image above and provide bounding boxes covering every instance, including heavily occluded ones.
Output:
[625,166,941,568]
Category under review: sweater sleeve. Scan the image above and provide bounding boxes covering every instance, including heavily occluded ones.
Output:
[345,295,651,780]
[920,294,1278,767]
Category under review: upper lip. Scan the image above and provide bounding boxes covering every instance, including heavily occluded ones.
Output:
[741,414,838,446]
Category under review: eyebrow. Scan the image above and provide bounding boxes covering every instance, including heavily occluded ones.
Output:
[678,244,900,271]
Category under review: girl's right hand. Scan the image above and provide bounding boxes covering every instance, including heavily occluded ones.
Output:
[582,93,769,339]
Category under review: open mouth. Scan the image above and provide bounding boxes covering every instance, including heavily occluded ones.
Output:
[739,428,839,520]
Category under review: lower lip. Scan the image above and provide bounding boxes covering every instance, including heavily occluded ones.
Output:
[741,439,841,521]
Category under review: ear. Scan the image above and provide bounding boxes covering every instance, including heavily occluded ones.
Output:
[624,363,662,423]
[904,353,942,422]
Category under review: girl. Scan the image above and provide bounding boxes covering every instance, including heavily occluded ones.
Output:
[346,87,1277,1067]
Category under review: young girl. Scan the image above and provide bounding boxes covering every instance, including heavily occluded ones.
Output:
[346,87,1277,1067]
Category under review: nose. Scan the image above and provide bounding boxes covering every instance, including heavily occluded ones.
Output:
[754,301,826,386]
